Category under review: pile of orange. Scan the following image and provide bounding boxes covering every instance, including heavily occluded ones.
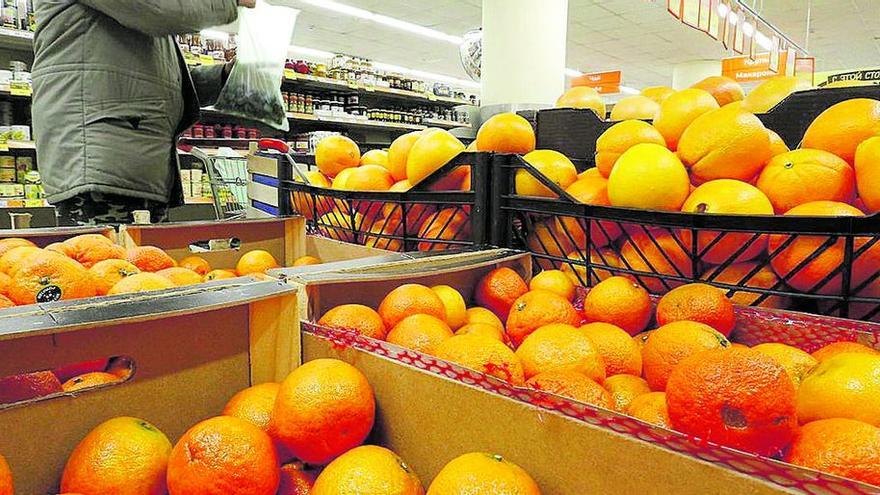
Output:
[0,236,290,307]
[299,129,478,252]
[315,271,880,485]
[14,357,543,495]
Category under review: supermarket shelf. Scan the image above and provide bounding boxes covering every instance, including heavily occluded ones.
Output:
[0,28,34,51]
[178,137,257,149]
[423,118,469,129]
[284,72,473,108]
[2,140,35,150]
[287,112,426,131]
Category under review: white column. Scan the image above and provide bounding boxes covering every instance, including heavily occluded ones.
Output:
[672,60,722,89]
[480,0,568,108]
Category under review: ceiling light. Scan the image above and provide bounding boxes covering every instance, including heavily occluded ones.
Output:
[754,31,773,50]
[297,0,463,44]
[565,68,583,77]
[727,11,739,24]
[742,22,754,37]
[288,45,335,59]
[620,86,639,95]
[716,3,730,18]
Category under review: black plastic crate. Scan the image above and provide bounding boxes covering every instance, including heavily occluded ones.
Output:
[491,153,880,321]
[536,86,880,166]
[282,151,491,253]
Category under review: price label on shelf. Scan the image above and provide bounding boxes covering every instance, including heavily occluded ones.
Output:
[199,55,215,66]
[426,92,437,101]
[9,81,31,97]
[284,68,297,80]
[0,143,8,152]
[347,80,359,90]
[183,52,199,66]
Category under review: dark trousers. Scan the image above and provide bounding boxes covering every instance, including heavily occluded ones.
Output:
[54,192,168,226]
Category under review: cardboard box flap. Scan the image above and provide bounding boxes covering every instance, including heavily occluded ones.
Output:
[0,279,296,342]
[0,226,115,245]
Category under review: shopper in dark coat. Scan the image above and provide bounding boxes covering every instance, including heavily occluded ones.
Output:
[32,0,254,225]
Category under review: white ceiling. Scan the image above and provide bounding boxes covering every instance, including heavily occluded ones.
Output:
[274,0,880,91]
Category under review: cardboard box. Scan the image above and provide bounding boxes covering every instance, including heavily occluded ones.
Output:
[119,217,392,271]
[0,226,116,246]
[292,250,873,495]
[0,279,297,494]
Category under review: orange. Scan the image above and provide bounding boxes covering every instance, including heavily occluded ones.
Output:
[318,304,387,340]
[526,221,574,270]
[679,179,774,264]
[627,392,672,428]
[156,267,202,286]
[0,246,41,275]
[556,86,606,116]
[316,135,360,177]
[427,453,539,495]
[757,149,856,213]
[554,176,622,248]
[690,76,744,107]
[465,306,504,331]
[604,374,651,413]
[633,331,652,350]
[785,418,880,486]
[204,269,237,282]
[406,130,465,186]
[607,143,690,211]
[278,462,317,495]
[642,321,730,391]
[515,323,606,382]
[767,129,790,158]
[701,262,790,309]
[526,369,612,408]
[580,322,642,376]
[292,255,321,267]
[222,382,280,431]
[752,343,818,387]
[0,295,12,309]
[435,334,525,385]
[619,230,693,294]
[475,112,536,154]
[178,256,211,276]
[127,246,176,273]
[0,454,11,495]
[432,285,467,329]
[387,132,423,181]
[582,276,652,336]
[295,169,332,188]
[812,341,878,362]
[236,250,279,276]
[45,242,70,256]
[656,283,736,337]
[609,96,659,122]
[666,348,798,456]
[455,322,508,343]
[168,416,278,495]
[416,208,471,252]
[291,171,333,220]
[640,86,675,104]
[742,76,810,113]
[330,167,356,190]
[561,248,627,286]
[312,445,424,495]
[363,218,404,252]
[89,259,140,296]
[361,149,389,167]
[579,168,602,179]
[515,150,578,198]
[474,267,529,321]
[386,314,454,355]
[271,359,375,464]
[768,201,880,294]
[0,271,10,295]
[798,353,880,426]
[107,273,175,295]
[8,252,95,305]
[61,372,121,392]
[345,164,395,192]
[529,269,575,301]
[316,209,363,243]
[0,237,35,259]
[378,284,447,329]
[802,98,880,164]
[506,290,580,347]
[652,88,719,150]
[677,104,772,183]
[595,120,666,178]
[62,417,171,495]
[855,136,880,212]
[62,234,126,269]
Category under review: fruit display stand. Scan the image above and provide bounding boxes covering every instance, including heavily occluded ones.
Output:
[537,86,880,166]
[294,249,880,494]
[119,216,394,270]
[280,151,492,253]
[0,279,297,494]
[491,153,880,322]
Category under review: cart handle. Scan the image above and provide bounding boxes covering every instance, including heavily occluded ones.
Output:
[258,138,290,154]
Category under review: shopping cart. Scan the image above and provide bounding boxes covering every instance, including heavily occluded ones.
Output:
[187,147,249,220]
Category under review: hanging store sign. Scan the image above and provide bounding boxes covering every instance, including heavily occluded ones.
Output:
[572,71,621,94]
[819,68,880,87]
[721,52,789,83]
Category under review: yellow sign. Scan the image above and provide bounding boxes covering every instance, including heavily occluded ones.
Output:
[284,69,297,80]
[9,81,31,97]
[199,55,215,66]
[0,144,8,152]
